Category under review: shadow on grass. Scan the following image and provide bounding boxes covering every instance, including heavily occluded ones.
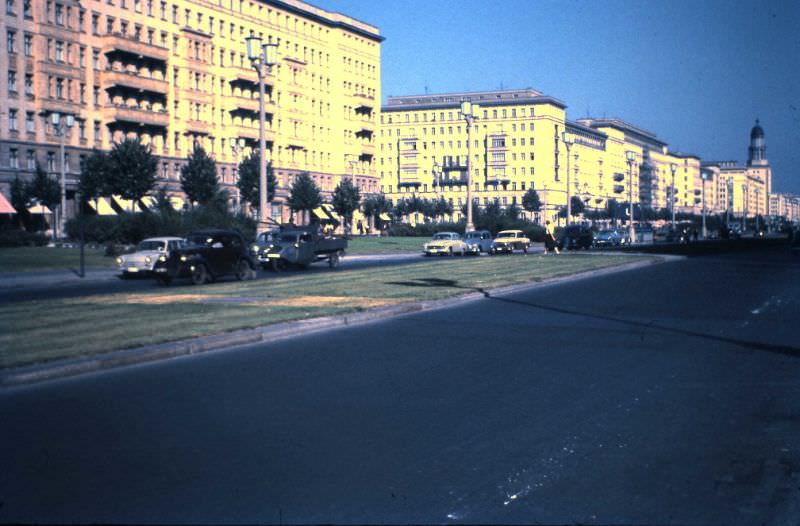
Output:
[385,276,800,359]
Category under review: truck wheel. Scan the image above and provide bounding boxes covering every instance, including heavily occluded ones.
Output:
[235,260,250,281]
[271,259,288,272]
[523,244,528,254]
[190,264,208,285]
[329,251,341,269]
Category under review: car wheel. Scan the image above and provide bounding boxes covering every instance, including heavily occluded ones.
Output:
[329,251,341,269]
[190,264,208,285]
[448,247,454,257]
[235,260,250,281]
[523,244,528,254]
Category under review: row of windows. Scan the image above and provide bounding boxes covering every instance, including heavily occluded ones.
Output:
[380,122,536,138]
[382,106,538,125]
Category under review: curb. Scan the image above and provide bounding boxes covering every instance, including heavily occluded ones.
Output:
[0,255,675,388]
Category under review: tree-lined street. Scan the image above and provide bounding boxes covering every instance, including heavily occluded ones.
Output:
[1,248,798,523]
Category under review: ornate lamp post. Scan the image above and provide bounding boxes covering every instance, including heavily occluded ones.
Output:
[229,137,246,213]
[626,150,637,244]
[460,101,477,232]
[51,112,74,239]
[701,169,709,239]
[670,162,677,229]
[245,36,278,234]
[562,132,574,224]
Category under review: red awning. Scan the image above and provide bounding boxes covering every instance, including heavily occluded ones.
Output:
[0,192,15,214]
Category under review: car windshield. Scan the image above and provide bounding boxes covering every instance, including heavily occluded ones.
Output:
[136,240,166,252]
[465,232,481,239]
[498,231,517,238]
[433,233,456,240]
[257,232,277,243]
[186,235,216,246]
[280,234,299,243]
[598,230,615,237]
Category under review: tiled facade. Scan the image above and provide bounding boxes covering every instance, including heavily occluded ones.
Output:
[0,0,382,222]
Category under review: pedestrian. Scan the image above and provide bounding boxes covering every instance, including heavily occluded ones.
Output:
[544,220,559,254]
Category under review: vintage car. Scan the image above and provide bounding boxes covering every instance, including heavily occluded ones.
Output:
[593,229,628,248]
[261,227,347,271]
[490,230,530,254]
[423,232,467,256]
[116,237,186,278]
[463,230,493,255]
[249,230,281,261]
[558,224,594,250]
[152,229,257,285]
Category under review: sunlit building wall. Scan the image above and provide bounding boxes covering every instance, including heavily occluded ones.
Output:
[0,0,382,222]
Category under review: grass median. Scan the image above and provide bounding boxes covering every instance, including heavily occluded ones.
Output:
[0,253,653,369]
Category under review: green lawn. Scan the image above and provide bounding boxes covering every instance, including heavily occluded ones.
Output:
[0,253,652,369]
[0,247,115,273]
[345,236,428,255]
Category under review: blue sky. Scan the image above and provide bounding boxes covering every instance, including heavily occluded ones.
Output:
[310,0,800,194]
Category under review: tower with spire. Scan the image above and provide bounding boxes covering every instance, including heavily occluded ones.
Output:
[747,119,767,167]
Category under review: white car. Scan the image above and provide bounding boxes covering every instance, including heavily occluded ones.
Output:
[117,237,186,277]
[423,232,468,256]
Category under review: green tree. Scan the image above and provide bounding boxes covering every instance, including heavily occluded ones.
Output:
[434,196,453,221]
[522,188,542,222]
[505,203,521,222]
[180,146,219,207]
[106,138,157,210]
[236,152,276,215]
[10,177,30,230]
[362,194,391,231]
[28,163,61,237]
[391,198,409,221]
[79,150,110,202]
[286,172,321,224]
[332,178,361,235]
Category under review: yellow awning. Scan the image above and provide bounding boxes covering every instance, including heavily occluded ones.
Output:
[139,196,156,210]
[113,195,138,213]
[312,207,330,220]
[169,196,185,211]
[352,209,366,222]
[27,204,52,214]
[379,213,391,221]
[87,198,117,216]
[322,203,340,221]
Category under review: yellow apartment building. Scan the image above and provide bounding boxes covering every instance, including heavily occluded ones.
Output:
[0,0,382,224]
[379,89,701,225]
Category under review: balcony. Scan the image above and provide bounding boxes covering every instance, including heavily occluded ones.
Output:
[185,120,210,135]
[613,184,625,194]
[353,93,374,112]
[104,70,168,94]
[229,95,259,114]
[286,136,307,150]
[613,173,625,182]
[102,34,169,64]
[231,125,274,143]
[107,105,169,128]
[228,67,273,90]
[40,98,82,116]
[355,121,375,134]
[360,143,376,156]
[438,176,467,187]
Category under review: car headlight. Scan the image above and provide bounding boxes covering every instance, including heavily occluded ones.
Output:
[145,256,152,264]
[158,255,167,262]
[252,245,260,252]
[116,256,123,265]
[180,255,187,262]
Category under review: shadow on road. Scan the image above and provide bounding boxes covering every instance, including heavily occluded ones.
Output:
[385,277,800,359]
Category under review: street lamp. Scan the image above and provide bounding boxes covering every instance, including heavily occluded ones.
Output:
[51,112,74,240]
[669,162,677,230]
[626,150,637,244]
[701,169,709,239]
[345,153,357,184]
[742,183,748,231]
[246,36,278,234]
[460,100,477,232]
[562,132,574,224]
[229,137,247,213]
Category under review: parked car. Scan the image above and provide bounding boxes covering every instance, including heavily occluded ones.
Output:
[490,230,530,254]
[423,232,467,256]
[249,230,280,261]
[116,237,186,278]
[152,229,257,285]
[593,229,626,248]
[558,225,594,250]
[261,226,347,271]
[463,230,493,255]
[791,229,800,256]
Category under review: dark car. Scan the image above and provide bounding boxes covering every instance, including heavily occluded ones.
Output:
[152,229,257,285]
[558,225,594,250]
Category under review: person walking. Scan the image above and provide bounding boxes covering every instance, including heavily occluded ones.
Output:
[544,220,560,254]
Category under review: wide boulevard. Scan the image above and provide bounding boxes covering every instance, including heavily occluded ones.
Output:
[1,247,799,524]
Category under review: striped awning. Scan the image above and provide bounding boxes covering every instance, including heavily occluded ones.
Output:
[113,195,138,213]
[379,212,391,221]
[88,198,117,216]
[352,209,366,222]
[169,196,185,211]
[312,207,330,220]
[0,192,15,214]
[28,203,52,214]
[138,196,156,211]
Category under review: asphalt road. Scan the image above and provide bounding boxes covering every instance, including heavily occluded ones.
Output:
[1,248,799,524]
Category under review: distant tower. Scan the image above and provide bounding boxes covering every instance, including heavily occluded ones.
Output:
[747,119,767,166]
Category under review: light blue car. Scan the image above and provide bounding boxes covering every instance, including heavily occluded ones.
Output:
[463,230,493,254]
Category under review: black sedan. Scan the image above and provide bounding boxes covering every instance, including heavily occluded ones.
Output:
[152,230,257,285]
[558,225,594,250]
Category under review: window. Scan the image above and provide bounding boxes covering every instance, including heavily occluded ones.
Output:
[26,150,35,169]
[25,111,33,132]
[47,152,55,172]
[92,49,99,69]
[23,33,32,55]
[55,40,64,62]
[7,30,16,53]
[79,83,85,103]
[106,16,114,33]
[23,0,30,17]
[78,119,85,139]
[8,70,16,93]
[55,78,63,98]
[79,46,85,66]
[55,3,64,25]
[93,121,100,142]
[8,109,17,131]
[92,86,99,105]
[24,74,32,95]
[9,148,18,168]
[91,14,98,34]
[6,0,14,14]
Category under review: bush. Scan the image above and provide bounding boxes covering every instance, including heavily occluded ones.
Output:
[0,229,48,247]
[387,222,463,237]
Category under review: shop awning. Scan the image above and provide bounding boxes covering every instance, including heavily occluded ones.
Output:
[379,212,391,221]
[322,203,341,222]
[88,198,117,216]
[312,207,330,220]
[169,196,185,211]
[0,192,15,214]
[113,195,138,213]
[138,196,156,211]
[28,204,52,214]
